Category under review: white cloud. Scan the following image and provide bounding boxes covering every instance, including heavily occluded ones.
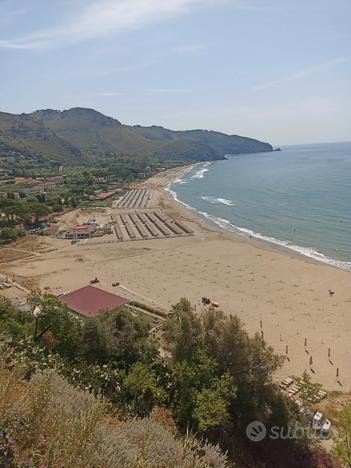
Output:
[0,0,210,50]
[0,39,33,50]
[253,56,351,91]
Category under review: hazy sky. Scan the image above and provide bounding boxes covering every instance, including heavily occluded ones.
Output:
[1,0,350,145]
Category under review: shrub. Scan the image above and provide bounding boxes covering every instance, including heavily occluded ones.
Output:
[0,366,229,467]
[52,204,63,213]
[0,227,24,243]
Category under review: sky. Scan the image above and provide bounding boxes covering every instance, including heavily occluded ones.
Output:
[0,0,350,145]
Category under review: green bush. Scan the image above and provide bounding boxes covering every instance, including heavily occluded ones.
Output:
[0,227,25,243]
[52,203,64,213]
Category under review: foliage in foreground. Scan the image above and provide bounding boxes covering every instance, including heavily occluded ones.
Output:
[0,366,228,467]
[0,295,339,467]
[163,299,339,467]
[332,402,351,466]
[163,298,287,432]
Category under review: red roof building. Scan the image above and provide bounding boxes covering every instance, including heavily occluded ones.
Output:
[90,190,119,201]
[65,224,96,239]
[45,225,59,236]
[58,285,129,317]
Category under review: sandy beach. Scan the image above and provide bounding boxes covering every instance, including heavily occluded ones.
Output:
[1,165,350,391]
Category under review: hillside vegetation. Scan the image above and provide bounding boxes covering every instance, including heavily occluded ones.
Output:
[0,295,338,467]
[0,112,81,163]
[0,368,228,467]
[0,107,273,163]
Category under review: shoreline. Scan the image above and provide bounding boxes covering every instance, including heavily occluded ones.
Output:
[163,163,351,273]
[152,165,328,269]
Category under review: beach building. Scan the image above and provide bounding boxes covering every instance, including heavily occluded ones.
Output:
[58,285,129,317]
[90,189,121,201]
[44,225,59,236]
[65,224,96,239]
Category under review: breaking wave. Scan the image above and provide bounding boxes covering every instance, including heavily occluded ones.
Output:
[191,162,212,179]
[201,196,236,206]
[197,211,351,271]
[165,184,195,211]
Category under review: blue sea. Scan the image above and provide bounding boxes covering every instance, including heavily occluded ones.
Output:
[168,142,351,270]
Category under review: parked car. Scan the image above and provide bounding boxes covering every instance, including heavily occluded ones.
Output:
[312,411,332,435]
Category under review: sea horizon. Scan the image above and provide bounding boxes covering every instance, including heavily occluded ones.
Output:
[168,141,351,271]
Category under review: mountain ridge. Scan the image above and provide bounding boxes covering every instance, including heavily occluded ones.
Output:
[0,107,273,163]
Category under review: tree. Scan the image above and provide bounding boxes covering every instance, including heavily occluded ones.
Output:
[333,402,351,466]
[194,373,236,432]
[97,308,157,368]
[163,298,202,362]
[36,193,46,203]
[27,202,50,225]
[0,297,30,338]
[28,294,82,359]
[80,317,107,364]
[164,300,289,436]
[0,199,17,223]
[12,204,30,219]
[123,362,166,416]
[170,350,222,428]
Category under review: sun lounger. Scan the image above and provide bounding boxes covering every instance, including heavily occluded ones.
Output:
[279,377,294,389]
[306,389,328,404]
[288,385,300,396]
[317,390,327,401]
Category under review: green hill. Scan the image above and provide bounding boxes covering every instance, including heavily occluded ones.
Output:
[0,107,273,163]
[0,111,82,162]
[132,125,273,155]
